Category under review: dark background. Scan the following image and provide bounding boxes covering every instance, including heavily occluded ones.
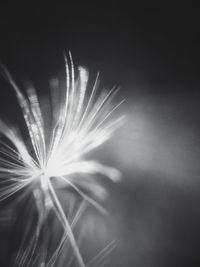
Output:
[0,2,200,267]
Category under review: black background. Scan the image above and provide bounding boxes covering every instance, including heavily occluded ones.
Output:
[1,2,200,267]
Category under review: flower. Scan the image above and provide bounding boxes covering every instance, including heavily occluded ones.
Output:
[0,53,124,267]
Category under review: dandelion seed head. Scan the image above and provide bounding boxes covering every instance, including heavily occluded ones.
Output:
[0,54,124,267]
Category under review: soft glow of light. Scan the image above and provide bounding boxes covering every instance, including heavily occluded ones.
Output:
[0,54,124,267]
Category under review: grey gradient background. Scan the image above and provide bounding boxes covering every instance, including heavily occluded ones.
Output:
[0,2,200,267]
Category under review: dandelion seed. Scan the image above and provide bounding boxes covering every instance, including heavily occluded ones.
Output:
[0,53,124,267]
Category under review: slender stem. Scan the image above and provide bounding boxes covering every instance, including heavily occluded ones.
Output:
[44,176,86,267]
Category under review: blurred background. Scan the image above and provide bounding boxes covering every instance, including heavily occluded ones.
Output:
[0,2,200,266]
